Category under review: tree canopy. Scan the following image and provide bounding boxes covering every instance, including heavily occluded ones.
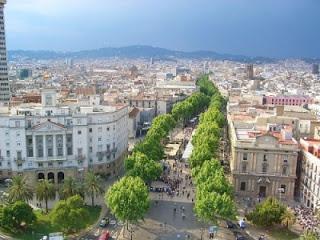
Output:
[8,175,33,203]
[0,201,36,232]
[50,195,89,233]
[125,151,162,183]
[190,75,236,223]
[105,176,150,224]
[246,197,286,227]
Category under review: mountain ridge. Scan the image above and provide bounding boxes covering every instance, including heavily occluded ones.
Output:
[6,45,282,63]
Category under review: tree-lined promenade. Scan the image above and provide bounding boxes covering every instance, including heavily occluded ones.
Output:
[106,75,236,233]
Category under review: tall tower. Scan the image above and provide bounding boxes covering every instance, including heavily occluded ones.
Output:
[246,64,254,79]
[0,0,10,104]
[312,63,319,75]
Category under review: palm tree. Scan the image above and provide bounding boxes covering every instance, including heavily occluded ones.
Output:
[8,175,33,202]
[281,208,296,229]
[36,179,56,213]
[59,177,85,200]
[84,171,104,206]
[301,230,319,240]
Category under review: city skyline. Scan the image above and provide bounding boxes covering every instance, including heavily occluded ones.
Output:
[5,0,320,58]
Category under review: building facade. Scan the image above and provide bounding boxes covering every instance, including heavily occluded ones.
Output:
[0,0,10,103]
[300,138,320,211]
[262,95,313,106]
[229,119,299,201]
[0,89,128,183]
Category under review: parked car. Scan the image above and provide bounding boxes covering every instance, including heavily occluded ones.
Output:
[235,233,246,240]
[226,220,236,229]
[99,231,110,240]
[99,217,110,227]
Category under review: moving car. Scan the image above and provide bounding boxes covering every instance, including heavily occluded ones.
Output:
[98,231,110,240]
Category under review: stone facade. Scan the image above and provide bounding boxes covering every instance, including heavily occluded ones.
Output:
[229,119,299,201]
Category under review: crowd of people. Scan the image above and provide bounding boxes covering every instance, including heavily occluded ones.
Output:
[293,206,320,234]
[154,160,195,202]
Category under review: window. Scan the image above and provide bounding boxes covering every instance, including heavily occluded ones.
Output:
[38,162,43,167]
[282,166,288,175]
[280,184,286,193]
[58,161,63,166]
[48,148,53,157]
[67,147,73,155]
[78,130,82,135]
[15,121,20,127]
[27,148,33,157]
[262,163,268,173]
[241,162,247,173]
[243,153,248,161]
[107,127,110,131]
[89,128,92,133]
[45,94,53,106]
[77,119,81,124]
[17,151,22,160]
[98,137,102,142]
[89,147,93,153]
[263,154,267,162]
[240,182,246,191]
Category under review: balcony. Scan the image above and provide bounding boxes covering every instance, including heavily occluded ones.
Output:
[14,157,26,163]
[76,154,85,161]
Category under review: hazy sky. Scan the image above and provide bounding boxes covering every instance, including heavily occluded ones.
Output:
[5,0,320,58]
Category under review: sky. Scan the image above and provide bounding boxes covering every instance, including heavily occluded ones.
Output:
[4,0,320,58]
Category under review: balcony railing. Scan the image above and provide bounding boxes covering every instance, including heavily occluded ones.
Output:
[76,154,85,161]
[14,157,26,162]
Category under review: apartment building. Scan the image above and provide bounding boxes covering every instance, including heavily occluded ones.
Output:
[0,89,128,183]
[300,138,320,211]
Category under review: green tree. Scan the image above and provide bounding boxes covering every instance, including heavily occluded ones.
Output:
[300,230,319,240]
[106,176,149,229]
[189,146,216,168]
[59,177,84,200]
[195,190,236,223]
[84,171,104,207]
[50,195,89,233]
[246,197,286,227]
[0,201,36,232]
[8,175,33,203]
[125,152,162,183]
[36,179,56,213]
[281,208,296,229]
[134,137,164,161]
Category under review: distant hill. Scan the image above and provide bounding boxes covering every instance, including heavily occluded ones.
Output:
[8,45,275,62]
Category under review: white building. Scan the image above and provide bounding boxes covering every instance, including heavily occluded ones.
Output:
[300,138,320,211]
[0,0,10,103]
[0,89,128,183]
